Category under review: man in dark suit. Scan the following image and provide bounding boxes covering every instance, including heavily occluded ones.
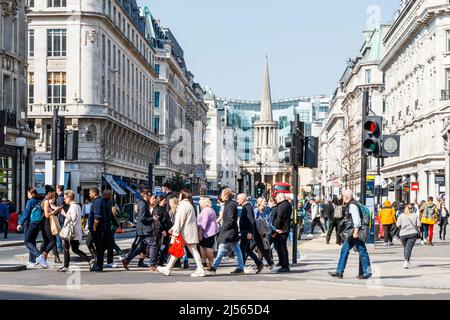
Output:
[207,188,245,275]
[272,193,292,272]
[237,193,263,273]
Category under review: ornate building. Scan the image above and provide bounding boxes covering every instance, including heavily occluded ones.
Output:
[381,0,450,203]
[28,0,159,204]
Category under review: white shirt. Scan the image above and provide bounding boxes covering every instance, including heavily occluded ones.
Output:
[349,203,361,228]
[65,203,83,241]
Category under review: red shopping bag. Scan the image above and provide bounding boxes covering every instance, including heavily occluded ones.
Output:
[168,235,184,258]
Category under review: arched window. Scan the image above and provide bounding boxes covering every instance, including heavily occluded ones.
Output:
[86,124,96,142]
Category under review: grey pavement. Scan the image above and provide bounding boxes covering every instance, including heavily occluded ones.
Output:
[0,226,449,299]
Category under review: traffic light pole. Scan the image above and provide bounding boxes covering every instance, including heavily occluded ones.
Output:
[292,164,298,264]
[52,108,58,188]
[360,91,369,206]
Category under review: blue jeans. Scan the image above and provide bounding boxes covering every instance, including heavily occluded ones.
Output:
[25,222,41,263]
[336,237,372,276]
[212,242,244,270]
[56,235,63,252]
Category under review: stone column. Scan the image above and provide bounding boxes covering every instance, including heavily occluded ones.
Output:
[417,170,428,201]
[429,171,436,200]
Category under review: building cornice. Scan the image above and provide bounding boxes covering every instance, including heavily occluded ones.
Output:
[380,4,450,71]
[341,83,384,107]
[381,154,445,174]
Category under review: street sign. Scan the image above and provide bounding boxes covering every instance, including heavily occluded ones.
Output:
[381,135,400,157]
[435,176,445,186]
[411,182,419,191]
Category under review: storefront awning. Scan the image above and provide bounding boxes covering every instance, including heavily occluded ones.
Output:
[386,177,402,190]
[114,176,140,199]
[104,175,127,196]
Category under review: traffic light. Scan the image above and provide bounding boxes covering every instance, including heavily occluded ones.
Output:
[304,136,319,168]
[256,182,265,197]
[363,116,382,157]
[284,118,305,166]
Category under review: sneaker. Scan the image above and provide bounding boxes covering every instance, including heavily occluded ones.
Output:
[267,264,274,271]
[403,261,411,269]
[206,266,216,274]
[118,255,125,262]
[26,262,36,269]
[57,266,70,272]
[190,270,206,277]
[306,234,314,239]
[36,255,49,269]
[299,254,308,262]
[88,259,96,271]
[104,263,113,268]
[420,240,425,245]
[137,261,149,268]
[276,267,290,273]
[328,272,343,279]
[230,268,245,275]
[389,242,394,246]
[149,266,158,272]
[384,243,389,247]
[157,266,171,276]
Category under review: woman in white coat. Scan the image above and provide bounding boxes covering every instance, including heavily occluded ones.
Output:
[157,189,205,277]
[57,190,90,272]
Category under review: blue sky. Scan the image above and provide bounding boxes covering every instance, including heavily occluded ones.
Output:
[138,1,400,100]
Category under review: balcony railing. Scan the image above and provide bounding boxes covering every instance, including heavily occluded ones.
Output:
[28,103,158,142]
[441,90,450,101]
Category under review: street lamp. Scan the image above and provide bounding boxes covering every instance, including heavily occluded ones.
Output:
[16,131,27,214]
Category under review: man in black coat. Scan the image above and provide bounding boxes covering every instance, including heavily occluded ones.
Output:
[237,194,264,273]
[122,189,158,271]
[272,193,292,272]
[154,196,173,267]
[207,188,245,275]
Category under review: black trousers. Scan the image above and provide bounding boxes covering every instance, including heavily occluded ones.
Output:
[63,240,89,268]
[112,228,123,255]
[383,224,393,243]
[326,220,342,244]
[158,235,171,266]
[274,234,289,268]
[439,218,448,239]
[92,230,105,269]
[86,231,96,259]
[103,230,115,264]
[311,217,325,234]
[40,219,57,256]
[0,217,8,238]
[240,234,262,267]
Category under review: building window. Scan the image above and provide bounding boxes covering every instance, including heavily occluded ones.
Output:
[28,30,34,57]
[86,124,96,142]
[406,106,410,116]
[107,39,111,68]
[446,68,450,91]
[154,64,160,76]
[48,0,66,7]
[47,29,66,57]
[154,92,160,109]
[365,69,372,84]
[28,73,34,104]
[382,99,386,113]
[447,30,450,52]
[29,0,34,7]
[47,72,67,104]
[154,117,159,134]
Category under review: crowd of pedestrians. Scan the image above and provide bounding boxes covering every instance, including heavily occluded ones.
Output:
[13,182,449,278]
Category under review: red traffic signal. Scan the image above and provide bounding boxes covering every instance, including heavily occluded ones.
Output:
[363,116,383,156]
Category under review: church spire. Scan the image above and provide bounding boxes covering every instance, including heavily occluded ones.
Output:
[260,55,273,122]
